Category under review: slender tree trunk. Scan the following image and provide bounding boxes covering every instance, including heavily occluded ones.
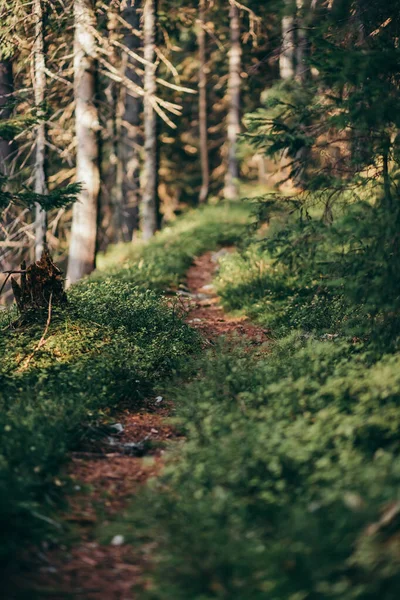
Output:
[142,0,160,241]
[67,0,100,284]
[279,0,297,188]
[224,1,241,201]
[0,58,13,175]
[257,154,267,185]
[294,0,311,186]
[99,7,121,249]
[383,144,393,210]
[295,0,308,83]
[33,0,48,261]
[280,1,295,80]
[198,0,209,204]
[121,0,142,240]
[113,88,125,240]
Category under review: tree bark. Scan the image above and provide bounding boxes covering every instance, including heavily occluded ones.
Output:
[67,0,100,284]
[0,58,14,175]
[294,0,312,187]
[224,1,242,201]
[198,0,209,204]
[280,2,295,80]
[99,7,121,249]
[121,0,142,240]
[295,0,309,83]
[33,0,48,261]
[142,0,160,241]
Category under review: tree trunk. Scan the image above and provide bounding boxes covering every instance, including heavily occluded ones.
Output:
[0,58,14,175]
[224,1,242,201]
[295,0,313,84]
[142,0,160,241]
[99,7,121,249]
[294,0,311,186]
[198,0,209,204]
[295,0,308,82]
[280,2,295,80]
[67,0,100,284]
[33,0,48,261]
[383,143,393,210]
[121,0,142,240]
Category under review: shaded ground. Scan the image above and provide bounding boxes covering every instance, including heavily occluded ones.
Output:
[13,250,268,600]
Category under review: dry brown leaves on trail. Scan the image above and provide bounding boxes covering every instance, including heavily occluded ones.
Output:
[12,250,268,600]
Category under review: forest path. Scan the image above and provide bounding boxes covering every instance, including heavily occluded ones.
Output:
[25,250,267,600]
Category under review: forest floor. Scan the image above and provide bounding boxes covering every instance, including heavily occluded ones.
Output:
[18,250,267,600]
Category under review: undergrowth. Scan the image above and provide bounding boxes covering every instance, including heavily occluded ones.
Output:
[0,202,249,566]
[97,202,250,291]
[128,337,400,599]
[116,197,400,599]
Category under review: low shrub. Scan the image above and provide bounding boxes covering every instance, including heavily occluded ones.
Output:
[216,196,400,347]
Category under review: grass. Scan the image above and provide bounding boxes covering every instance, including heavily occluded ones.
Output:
[0,201,250,567]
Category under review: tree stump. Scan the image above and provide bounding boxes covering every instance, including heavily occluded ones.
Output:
[10,248,67,315]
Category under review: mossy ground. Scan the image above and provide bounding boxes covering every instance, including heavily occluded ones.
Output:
[108,201,400,600]
[5,197,400,600]
[0,202,250,566]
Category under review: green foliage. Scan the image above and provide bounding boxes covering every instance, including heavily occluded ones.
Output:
[215,192,400,347]
[244,3,400,197]
[97,202,251,291]
[244,81,318,185]
[0,286,198,564]
[0,179,81,212]
[124,337,400,599]
[0,115,37,141]
[0,204,248,566]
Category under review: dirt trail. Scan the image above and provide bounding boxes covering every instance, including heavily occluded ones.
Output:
[17,251,268,600]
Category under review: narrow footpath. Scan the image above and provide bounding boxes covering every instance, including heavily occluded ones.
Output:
[21,250,268,600]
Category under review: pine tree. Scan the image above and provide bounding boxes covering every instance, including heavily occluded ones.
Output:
[198,0,209,204]
[121,0,142,240]
[33,0,48,260]
[67,0,100,284]
[224,1,242,200]
[142,0,160,240]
